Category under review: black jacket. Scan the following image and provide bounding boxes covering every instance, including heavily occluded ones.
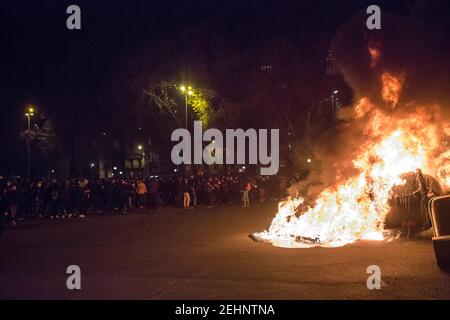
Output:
[7,189,21,206]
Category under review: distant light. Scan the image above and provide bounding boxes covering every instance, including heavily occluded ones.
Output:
[174,169,177,172]
[242,166,246,170]
[113,166,118,170]
[180,85,186,92]
[90,163,95,168]
[102,132,107,136]
[307,158,312,163]
[119,171,123,175]
[137,145,143,150]
[188,90,193,96]
[333,90,339,94]
[51,169,55,173]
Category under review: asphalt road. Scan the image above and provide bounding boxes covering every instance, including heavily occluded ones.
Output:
[1,203,449,299]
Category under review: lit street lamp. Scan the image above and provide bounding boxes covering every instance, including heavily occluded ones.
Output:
[24,105,35,180]
[179,85,194,129]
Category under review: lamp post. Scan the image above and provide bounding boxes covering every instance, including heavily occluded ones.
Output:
[179,85,194,129]
[25,106,35,180]
[138,144,147,178]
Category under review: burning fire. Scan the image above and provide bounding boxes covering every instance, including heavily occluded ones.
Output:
[254,71,449,248]
[381,71,404,107]
[368,46,380,68]
[354,97,374,118]
[437,150,450,189]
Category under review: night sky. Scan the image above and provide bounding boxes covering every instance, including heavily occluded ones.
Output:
[1,0,420,175]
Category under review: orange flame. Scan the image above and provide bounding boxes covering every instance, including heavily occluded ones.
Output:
[254,83,448,248]
[437,150,450,189]
[354,97,374,118]
[381,72,404,107]
[369,46,380,68]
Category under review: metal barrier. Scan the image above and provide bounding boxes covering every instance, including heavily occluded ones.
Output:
[430,195,450,268]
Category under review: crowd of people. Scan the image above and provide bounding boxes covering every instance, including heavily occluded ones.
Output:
[0,171,303,232]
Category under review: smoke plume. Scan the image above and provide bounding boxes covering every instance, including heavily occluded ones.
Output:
[291,0,450,203]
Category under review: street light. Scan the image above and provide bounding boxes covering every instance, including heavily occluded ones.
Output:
[138,144,147,178]
[179,84,194,129]
[25,105,36,180]
[25,106,35,130]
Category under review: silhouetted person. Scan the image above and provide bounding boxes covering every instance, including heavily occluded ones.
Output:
[7,184,20,226]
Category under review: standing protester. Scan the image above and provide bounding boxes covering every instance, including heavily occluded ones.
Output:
[60,180,72,217]
[32,181,45,218]
[23,181,33,219]
[190,178,197,208]
[7,184,20,226]
[69,179,81,217]
[258,176,267,202]
[136,180,147,208]
[126,180,135,210]
[89,180,102,213]
[47,179,61,219]
[181,178,190,209]
[205,178,214,208]
[147,178,159,212]
[117,180,128,213]
[79,179,89,218]
[105,179,113,211]
[242,180,251,208]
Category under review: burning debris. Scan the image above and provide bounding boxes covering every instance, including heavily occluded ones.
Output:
[253,104,448,247]
[253,7,449,248]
